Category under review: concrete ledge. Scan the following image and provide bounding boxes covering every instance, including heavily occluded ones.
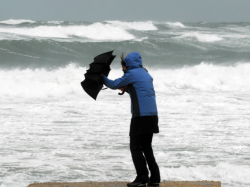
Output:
[27,181,221,187]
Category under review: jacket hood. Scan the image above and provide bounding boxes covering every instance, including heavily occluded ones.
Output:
[123,52,142,70]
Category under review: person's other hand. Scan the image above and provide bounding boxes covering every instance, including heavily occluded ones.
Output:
[98,74,102,82]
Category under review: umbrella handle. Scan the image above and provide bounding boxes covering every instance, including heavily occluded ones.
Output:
[118,90,125,95]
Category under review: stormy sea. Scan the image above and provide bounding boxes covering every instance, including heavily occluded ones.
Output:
[0,19,250,187]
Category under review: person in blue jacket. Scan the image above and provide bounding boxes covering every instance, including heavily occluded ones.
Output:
[100,52,160,187]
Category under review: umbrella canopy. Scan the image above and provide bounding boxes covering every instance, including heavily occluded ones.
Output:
[81,51,116,100]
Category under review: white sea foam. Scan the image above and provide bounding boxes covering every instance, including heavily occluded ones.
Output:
[178,32,223,42]
[153,62,250,92]
[0,63,84,98]
[1,62,250,187]
[0,23,135,41]
[0,19,35,24]
[222,33,250,39]
[226,25,250,34]
[105,20,158,30]
[161,163,250,185]
[1,62,250,99]
[166,22,186,28]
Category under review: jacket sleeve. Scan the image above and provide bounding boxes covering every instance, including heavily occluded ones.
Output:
[101,71,133,90]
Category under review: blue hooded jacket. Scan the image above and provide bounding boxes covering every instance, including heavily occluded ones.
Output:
[101,52,158,118]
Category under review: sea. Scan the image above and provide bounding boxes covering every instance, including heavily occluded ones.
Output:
[0,19,250,187]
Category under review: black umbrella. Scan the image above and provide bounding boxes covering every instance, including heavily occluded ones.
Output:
[81,50,116,100]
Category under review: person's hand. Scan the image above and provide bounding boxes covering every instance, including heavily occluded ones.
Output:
[119,87,127,92]
[118,86,127,95]
[119,86,127,92]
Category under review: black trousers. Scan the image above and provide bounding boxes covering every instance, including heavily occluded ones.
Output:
[130,133,161,183]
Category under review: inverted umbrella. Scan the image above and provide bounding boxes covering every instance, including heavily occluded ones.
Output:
[81,50,116,100]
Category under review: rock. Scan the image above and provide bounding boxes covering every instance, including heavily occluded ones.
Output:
[27,181,221,187]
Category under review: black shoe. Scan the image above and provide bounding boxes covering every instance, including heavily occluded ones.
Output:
[127,181,146,187]
[147,182,159,187]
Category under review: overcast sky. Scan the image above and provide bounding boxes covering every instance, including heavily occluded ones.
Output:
[1,0,250,22]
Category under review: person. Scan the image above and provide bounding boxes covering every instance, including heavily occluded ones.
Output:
[100,52,161,187]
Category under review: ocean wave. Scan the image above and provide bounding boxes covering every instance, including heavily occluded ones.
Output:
[105,20,158,30]
[1,62,250,99]
[47,21,64,24]
[153,62,250,92]
[0,19,35,24]
[178,32,223,42]
[166,22,186,28]
[0,23,135,41]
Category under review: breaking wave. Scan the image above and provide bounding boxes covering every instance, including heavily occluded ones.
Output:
[154,62,250,92]
[166,22,186,28]
[1,62,250,99]
[105,20,158,30]
[0,19,35,24]
[0,23,135,41]
[178,32,223,42]
[46,21,64,24]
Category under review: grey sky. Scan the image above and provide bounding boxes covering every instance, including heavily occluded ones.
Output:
[1,0,250,22]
